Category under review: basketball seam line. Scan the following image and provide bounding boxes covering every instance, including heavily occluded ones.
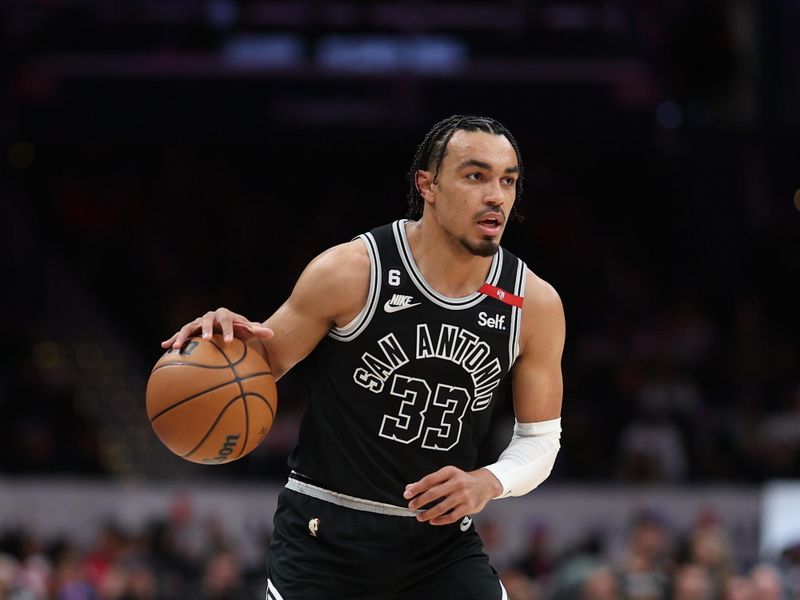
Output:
[182,395,241,459]
[246,392,275,421]
[151,335,249,373]
[148,371,273,422]
[151,361,231,372]
[210,337,250,460]
[207,337,249,368]
[230,344,249,458]
[236,366,249,460]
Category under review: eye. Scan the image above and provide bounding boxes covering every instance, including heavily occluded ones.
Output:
[466,172,483,181]
[503,177,517,186]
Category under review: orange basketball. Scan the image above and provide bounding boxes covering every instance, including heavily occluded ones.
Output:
[145,334,277,464]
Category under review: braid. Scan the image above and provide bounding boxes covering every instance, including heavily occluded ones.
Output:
[405,115,525,222]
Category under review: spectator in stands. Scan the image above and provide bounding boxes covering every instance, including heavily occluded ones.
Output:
[581,565,620,600]
[618,512,672,600]
[110,555,167,600]
[721,575,755,600]
[671,564,713,600]
[498,566,542,600]
[82,523,128,592]
[685,512,735,596]
[51,544,95,600]
[197,549,255,600]
[750,564,785,600]
[778,542,800,598]
[513,521,555,580]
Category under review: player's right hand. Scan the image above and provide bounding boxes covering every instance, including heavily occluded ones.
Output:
[161,308,274,349]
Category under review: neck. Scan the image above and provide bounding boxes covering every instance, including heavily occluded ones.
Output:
[404,218,495,298]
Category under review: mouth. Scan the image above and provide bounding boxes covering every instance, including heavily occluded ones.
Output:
[476,214,503,236]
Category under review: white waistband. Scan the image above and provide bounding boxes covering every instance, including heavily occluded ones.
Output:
[285,478,420,518]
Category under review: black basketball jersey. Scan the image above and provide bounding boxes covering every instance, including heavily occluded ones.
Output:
[289,220,527,506]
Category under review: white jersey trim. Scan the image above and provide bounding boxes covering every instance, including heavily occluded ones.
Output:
[508,258,527,367]
[393,220,502,310]
[266,579,285,600]
[328,233,381,342]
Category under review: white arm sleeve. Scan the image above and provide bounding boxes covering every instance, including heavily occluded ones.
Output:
[483,417,561,499]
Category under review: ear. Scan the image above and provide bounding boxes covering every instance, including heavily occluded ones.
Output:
[416,169,437,204]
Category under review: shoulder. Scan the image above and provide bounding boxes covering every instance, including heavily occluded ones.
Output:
[518,268,565,356]
[522,269,562,315]
[293,237,372,327]
[305,237,371,283]
[308,238,370,274]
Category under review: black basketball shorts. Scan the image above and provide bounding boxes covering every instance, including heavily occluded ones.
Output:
[265,487,507,600]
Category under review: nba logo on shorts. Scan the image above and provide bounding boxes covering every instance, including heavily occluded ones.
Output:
[496,289,505,301]
[308,518,320,537]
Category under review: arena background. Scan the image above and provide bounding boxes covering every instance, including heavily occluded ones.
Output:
[2,1,799,599]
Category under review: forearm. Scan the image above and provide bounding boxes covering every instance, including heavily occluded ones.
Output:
[484,417,562,498]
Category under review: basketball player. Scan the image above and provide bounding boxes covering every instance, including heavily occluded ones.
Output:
[162,115,565,599]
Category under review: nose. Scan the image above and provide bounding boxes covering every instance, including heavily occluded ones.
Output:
[483,178,504,206]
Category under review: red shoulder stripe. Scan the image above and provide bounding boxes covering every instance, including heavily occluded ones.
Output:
[478,283,524,308]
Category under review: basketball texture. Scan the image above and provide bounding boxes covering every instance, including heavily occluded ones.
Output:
[146,334,277,464]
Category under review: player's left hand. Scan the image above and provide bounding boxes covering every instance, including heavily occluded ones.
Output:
[403,466,503,526]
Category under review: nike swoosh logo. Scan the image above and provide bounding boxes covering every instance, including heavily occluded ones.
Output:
[459,516,473,532]
[383,301,421,313]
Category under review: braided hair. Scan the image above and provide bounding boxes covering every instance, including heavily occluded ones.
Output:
[405,114,525,221]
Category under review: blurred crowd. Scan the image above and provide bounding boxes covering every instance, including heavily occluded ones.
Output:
[1,506,799,600]
[0,519,266,600]
[496,511,800,600]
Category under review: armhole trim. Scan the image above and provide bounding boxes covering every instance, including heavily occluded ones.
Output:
[328,233,381,342]
[508,258,527,367]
